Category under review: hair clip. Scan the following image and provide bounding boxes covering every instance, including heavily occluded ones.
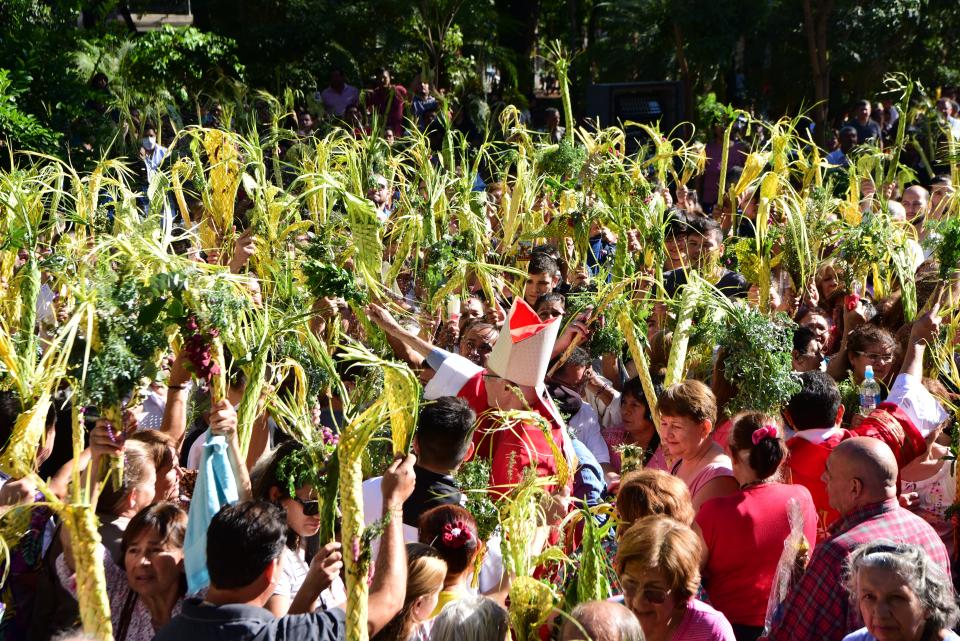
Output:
[441,520,473,549]
[751,424,778,445]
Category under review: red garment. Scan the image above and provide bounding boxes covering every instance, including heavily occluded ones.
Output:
[369,84,408,133]
[695,483,818,627]
[764,498,950,641]
[711,418,733,447]
[785,432,846,539]
[456,371,567,497]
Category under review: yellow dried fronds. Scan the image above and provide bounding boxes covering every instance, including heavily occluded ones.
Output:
[170,158,194,228]
[201,129,242,250]
[382,365,420,456]
[497,469,549,578]
[0,395,52,479]
[60,504,113,641]
[732,152,769,198]
[508,576,557,641]
[678,141,707,186]
[339,451,369,641]
[618,310,659,430]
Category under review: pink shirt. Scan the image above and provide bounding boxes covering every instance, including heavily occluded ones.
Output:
[672,598,736,641]
[695,482,818,627]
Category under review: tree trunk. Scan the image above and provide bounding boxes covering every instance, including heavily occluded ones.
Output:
[802,0,834,147]
[672,22,695,126]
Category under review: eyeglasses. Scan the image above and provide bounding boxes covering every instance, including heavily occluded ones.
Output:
[289,496,320,516]
[626,586,672,605]
[463,339,494,355]
[853,351,894,365]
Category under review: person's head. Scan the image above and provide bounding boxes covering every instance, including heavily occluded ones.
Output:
[823,437,898,515]
[429,595,509,641]
[96,440,156,518]
[855,99,872,123]
[657,380,717,460]
[664,211,688,267]
[413,396,476,472]
[252,440,322,545]
[937,98,956,120]
[620,377,657,442]
[524,253,561,306]
[368,174,391,208]
[329,68,346,90]
[785,370,843,431]
[887,200,907,222]
[122,503,187,600]
[128,430,182,502]
[559,601,644,641]
[727,412,788,484]
[683,215,723,267]
[544,107,561,130]
[458,320,499,368]
[378,68,392,88]
[839,126,859,153]
[418,505,480,579]
[901,186,929,225]
[142,125,158,151]
[795,305,833,347]
[848,324,897,383]
[815,261,842,301]
[549,347,591,394]
[384,128,396,145]
[929,175,954,220]
[206,501,287,604]
[792,325,824,372]
[845,541,959,641]
[378,543,448,640]
[615,516,702,638]
[616,469,695,533]
[534,292,565,321]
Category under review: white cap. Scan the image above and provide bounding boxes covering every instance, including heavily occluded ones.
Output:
[486,298,562,387]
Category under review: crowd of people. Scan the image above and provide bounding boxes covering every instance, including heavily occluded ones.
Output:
[1,64,960,641]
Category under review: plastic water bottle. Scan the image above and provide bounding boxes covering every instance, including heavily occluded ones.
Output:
[859,365,881,416]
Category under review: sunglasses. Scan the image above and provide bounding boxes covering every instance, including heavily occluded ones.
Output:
[290,496,320,516]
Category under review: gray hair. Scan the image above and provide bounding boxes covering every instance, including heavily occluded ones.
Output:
[430,595,509,641]
[845,540,959,631]
[561,601,644,641]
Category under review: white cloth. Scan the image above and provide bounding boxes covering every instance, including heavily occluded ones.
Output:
[423,352,483,400]
[273,545,346,610]
[318,85,359,116]
[791,427,847,444]
[137,387,167,431]
[361,476,505,594]
[566,394,610,466]
[886,373,950,438]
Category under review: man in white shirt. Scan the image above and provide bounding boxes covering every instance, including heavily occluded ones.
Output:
[318,69,359,118]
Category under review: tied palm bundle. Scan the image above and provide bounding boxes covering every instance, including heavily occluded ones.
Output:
[562,503,617,607]
[196,128,243,253]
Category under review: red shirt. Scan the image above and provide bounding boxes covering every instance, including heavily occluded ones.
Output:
[456,372,568,497]
[785,432,847,539]
[696,483,818,627]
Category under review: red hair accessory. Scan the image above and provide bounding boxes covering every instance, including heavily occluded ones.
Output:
[752,425,778,445]
[441,521,473,549]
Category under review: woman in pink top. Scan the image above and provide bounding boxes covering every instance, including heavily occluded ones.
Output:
[616,514,735,641]
[658,381,739,512]
[694,413,818,641]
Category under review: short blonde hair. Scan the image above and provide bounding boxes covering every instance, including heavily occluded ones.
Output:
[616,469,695,531]
[615,515,702,602]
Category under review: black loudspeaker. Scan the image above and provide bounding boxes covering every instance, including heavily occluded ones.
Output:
[585,82,684,153]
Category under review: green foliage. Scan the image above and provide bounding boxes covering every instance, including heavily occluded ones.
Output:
[121,26,243,104]
[711,304,800,415]
[538,139,587,181]
[932,217,960,280]
[0,70,63,155]
[455,458,500,542]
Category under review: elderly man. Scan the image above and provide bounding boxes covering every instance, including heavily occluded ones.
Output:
[559,601,644,641]
[901,185,929,227]
[765,438,949,641]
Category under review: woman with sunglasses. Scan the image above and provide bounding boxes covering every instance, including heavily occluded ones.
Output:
[252,439,346,617]
[616,514,735,641]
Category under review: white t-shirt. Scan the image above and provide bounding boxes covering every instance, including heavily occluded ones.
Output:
[567,396,610,466]
[273,545,346,611]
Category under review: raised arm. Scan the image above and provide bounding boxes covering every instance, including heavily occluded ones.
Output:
[366,303,435,359]
[367,453,416,637]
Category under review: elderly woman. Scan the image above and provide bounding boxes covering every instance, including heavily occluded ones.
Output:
[694,413,818,641]
[616,515,735,641]
[58,503,187,641]
[430,595,509,641]
[652,381,738,512]
[843,541,960,641]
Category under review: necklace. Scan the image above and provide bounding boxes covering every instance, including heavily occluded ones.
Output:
[739,478,773,490]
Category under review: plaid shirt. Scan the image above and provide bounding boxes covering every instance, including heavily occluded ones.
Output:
[765,498,950,641]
